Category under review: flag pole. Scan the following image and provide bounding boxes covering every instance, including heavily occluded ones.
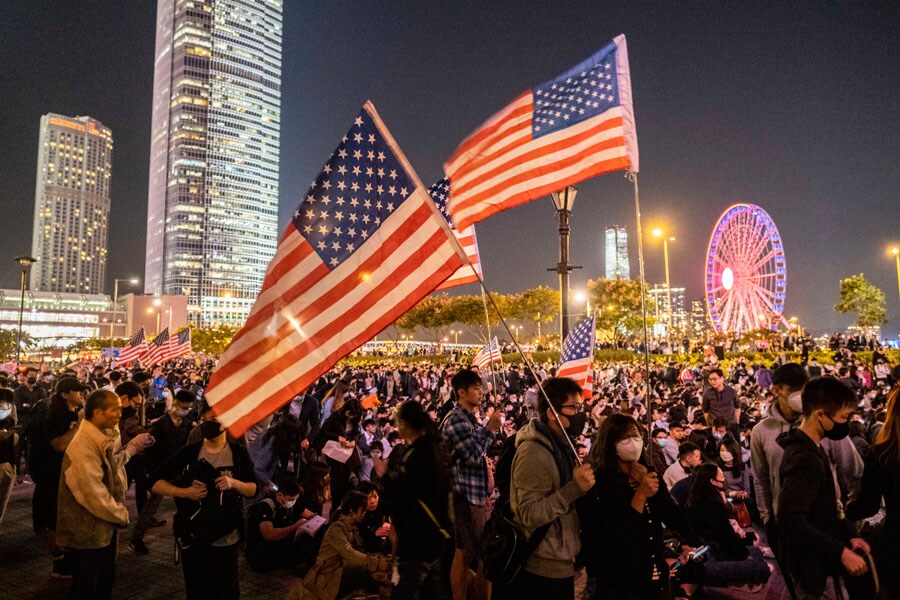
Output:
[474,273,580,461]
[629,171,654,459]
[479,283,500,398]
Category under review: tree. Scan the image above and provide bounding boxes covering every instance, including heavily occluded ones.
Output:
[446,293,510,343]
[508,286,559,338]
[835,274,887,332]
[191,325,240,356]
[0,329,35,362]
[395,293,458,344]
[587,278,656,349]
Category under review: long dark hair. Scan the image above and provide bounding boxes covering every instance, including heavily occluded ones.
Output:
[717,434,744,476]
[261,414,302,463]
[686,463,726,510]
[590,413,641,479]
[395,400,449,489]
[331,490,369,524]
[875,386,900,466]
[302,461,331,507]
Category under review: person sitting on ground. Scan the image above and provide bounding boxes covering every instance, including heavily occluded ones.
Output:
[663,442,702,490]
[302,491,391,600]
[245,477,317,572]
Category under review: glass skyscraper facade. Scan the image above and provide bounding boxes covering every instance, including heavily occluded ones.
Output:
[31,114,113,294]
[604,225,630,279]
[145,0,282,325]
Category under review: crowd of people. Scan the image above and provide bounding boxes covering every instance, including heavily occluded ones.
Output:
[0,341,897,600]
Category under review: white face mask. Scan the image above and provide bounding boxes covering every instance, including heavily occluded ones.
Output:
[720,450,734,463]
[615,437,643,462]
[282,499,297,509]
[787,391,803,413]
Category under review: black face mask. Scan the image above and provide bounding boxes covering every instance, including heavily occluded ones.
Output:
[564,412,587,438]
[821,415,850,441]
[200,420,224,440]
[27,377,37,385]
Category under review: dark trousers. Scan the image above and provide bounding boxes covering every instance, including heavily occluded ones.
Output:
[392,556,450,600]
[126,460,151,514]
[67,532,117,600]
[181,543,240,600]
[507,570,574,600]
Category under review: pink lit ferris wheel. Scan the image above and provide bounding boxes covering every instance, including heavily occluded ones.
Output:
[705,204,786,335]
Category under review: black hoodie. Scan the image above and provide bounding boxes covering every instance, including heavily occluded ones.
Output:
[776,428,856,596]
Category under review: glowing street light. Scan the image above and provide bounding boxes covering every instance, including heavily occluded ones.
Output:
[652,228,676,338]
[891,246,900,304]
[12,255,37,367]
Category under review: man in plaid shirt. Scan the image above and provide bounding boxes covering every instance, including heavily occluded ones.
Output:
[442,369,501,600]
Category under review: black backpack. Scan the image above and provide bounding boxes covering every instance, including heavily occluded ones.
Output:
[481,436,550,585]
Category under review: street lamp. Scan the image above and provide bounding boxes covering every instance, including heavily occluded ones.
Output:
[451,330,459,345]
[548,187,581,340]
[652,229,676,340]
[12,255,37,367]
[512,325,522,343]
[574,291,591,317]
[891,246,900,304]
[109,277,139,354]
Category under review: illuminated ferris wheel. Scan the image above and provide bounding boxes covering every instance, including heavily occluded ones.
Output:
[705,204,786,335]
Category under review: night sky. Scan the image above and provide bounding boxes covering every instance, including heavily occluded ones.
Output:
[2,1,899,337]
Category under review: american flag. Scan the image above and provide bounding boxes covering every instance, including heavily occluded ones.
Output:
[162,328,192,362]
[429,178,482,289]
[472,336,501,369]
[445,35,638,230]
[558,315,596,399]
[145,328,170,367]
[117,328,148,364]
[205,102,466,436]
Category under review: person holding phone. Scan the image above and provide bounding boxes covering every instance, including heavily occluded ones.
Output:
[151,401,257,600]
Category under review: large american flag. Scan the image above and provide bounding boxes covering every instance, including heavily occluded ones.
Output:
[145,329,170,367]
[429,178,482,289]
[472,336,501,369]
[558,315,596,399]
[445,35,639,230]
[117,328,148,364]
[205,102,466,436]
[162,328,192,362]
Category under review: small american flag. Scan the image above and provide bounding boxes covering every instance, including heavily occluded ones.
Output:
[117,328,148,364]
[558,315,596,399]
[163,328,192,362]
[445,35,638,230]
[472,336,501,369]
[429,178,482,289]
[205,102,466,436]
[145,328,170,367]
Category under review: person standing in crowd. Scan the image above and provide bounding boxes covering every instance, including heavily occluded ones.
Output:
[115,382,152,516]
[702,369,740,428]
[314,398,363,507]
[751,365,863,557]
[441,368,500,600]
[302,491,391,600]
[29,376,90,578]
[14,367,46,434]
[846,385,900,598]
[509,377,594,599]
[129,389,196,555]
[778,377,871,599]
[579,413,688,599]
[151,402,257,600]
[56,389,152,599]
[372,399,452,600]
[0,388,18,526]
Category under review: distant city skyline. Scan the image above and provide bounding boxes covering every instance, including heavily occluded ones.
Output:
[604,225,630,280]
[31,113,112,295]
[144,0,282,326]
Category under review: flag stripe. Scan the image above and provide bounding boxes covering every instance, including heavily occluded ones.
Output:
[448,94,532,163]
[213,199,436,381]
[220,233,458,428]
[210,209,453,414]
[225,251,460,433]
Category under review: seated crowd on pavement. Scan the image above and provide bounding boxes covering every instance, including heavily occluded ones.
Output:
[0,334,898,600]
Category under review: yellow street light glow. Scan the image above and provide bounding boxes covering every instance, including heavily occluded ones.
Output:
[892,247,899,256]
[652,228,663,238]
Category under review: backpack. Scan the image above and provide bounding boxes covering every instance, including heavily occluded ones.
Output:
[481,436,550,585]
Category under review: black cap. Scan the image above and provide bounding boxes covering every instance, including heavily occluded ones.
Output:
[772,363,808,387]
[55,377,91,395]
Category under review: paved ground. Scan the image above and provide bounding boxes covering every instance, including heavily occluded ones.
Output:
[1,481,790,599]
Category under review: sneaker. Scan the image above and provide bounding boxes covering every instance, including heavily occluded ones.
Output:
[128,540,150,555]
[51,556,72,579]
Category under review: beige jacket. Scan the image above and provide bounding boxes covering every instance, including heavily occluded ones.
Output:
[302,518,387,600]
[56,420,132,549]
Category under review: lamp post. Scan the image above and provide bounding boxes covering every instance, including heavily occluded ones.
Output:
[652,229,676,340]
[12,256,37,367]
[512,325,521,343]
[109,278,139,354]
[892,246,900,303]
[451,330,459,345]
[548,187,581,340]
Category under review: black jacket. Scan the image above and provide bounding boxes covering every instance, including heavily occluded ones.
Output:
[777,428,856,596]
[686,494,751,560]
[577,465,693,595]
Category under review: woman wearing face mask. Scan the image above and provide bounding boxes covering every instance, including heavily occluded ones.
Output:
[0,388,18,526]
[716,435,751,502]
[313,399,363,507]
[151,401,257,600]
[302,491,391,600]
[578,413,697,599]
[685,464,770,591]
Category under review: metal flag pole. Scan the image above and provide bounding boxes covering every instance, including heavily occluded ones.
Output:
[479,283,500,398]
[629,172,654,457]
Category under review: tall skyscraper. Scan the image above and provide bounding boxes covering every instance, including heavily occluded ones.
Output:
[604,225,630,279]
[31,114,113,294]
[145,0,282,326]
[649,284,686,333]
